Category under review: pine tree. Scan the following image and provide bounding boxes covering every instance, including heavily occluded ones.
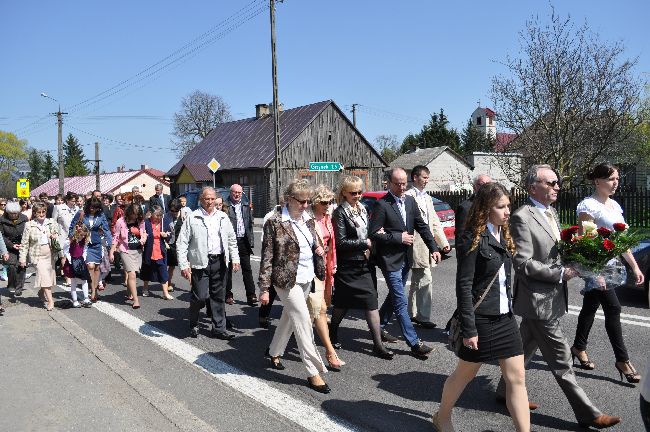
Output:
[43,151,56,180]
[460,118,495,156]
[64,133,89,176]
[399,109,462,153]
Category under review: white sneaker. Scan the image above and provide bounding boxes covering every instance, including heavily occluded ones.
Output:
[81,300,92,308]
[72,301,81,308]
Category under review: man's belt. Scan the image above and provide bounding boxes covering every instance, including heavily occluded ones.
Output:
[208,253,224,261]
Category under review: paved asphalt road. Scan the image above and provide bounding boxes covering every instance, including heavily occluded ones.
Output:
[4,230,648,431]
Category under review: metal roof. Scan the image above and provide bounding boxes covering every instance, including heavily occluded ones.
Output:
[167,100,333,177]
[390,146,473,170]
[30,169,168,197]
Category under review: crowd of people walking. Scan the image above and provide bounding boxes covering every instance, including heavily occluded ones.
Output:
[0,163,648,431]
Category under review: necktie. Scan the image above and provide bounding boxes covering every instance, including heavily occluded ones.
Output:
[544,209,561,242]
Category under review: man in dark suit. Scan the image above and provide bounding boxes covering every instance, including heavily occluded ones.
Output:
[369,167,441,359]
[454,174,491,256]
[494,164,620,429]
[149,184,171,213]
[225,184,257,306]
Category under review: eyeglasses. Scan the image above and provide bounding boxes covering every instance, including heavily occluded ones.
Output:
[538,180,561,188]
[290,196,309,205]
[346,190,362,196]
[317,200,335,206]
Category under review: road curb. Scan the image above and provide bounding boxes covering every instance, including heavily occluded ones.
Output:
[48,309,220,432]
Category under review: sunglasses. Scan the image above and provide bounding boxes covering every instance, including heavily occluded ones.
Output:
[346,190,363,196]
[290,196,309,205]
[538,180,561,188]
[317,200,335,206]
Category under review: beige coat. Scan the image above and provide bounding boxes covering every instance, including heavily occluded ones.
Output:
[19,218,63,265]
[405,188,449,269]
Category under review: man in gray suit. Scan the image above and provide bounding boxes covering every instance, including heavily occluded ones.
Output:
[496,164,620,429]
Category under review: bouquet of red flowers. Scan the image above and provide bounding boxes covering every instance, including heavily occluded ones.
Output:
[558,221,641,280]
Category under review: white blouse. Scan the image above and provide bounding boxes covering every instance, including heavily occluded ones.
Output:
[487,222,509,314]
[576,197,625,231]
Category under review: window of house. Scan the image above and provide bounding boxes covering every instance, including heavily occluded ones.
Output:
[488,117,493,125]
[239,175,248,185]
[476,116,482,126]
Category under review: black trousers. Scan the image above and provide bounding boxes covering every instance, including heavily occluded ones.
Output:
[189,255,228,332]
[573,287,629,362]
[258,286,278,319]
[7,264,26,291]
[226,238,255,296]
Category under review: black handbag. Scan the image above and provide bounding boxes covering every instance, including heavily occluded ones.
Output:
[447,270,500,356]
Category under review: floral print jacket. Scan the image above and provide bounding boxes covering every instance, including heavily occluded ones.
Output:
[258,208,325,292]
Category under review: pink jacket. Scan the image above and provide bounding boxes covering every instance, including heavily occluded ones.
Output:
[112,217,147,253]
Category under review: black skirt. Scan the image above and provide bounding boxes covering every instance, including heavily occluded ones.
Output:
[333,260,378,310]
[459,313,523,363]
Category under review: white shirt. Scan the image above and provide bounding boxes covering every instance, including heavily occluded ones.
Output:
[281,206,315,284]
[487,222,509,314]
[200,207,223,255]
[35,219,50,245]
[410,186,430,224]
[233,201,245,238]
[576,197,625,231]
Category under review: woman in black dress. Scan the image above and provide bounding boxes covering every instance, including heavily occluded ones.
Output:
[433,183,529,432]
[329,175,393,360]
[165,200,184,291]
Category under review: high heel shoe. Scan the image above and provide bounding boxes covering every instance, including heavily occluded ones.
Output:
[615,360,641,383]
[372,345,394,360]
[326,352,345,372]
[570,346,595,370]
[307,377,331,394]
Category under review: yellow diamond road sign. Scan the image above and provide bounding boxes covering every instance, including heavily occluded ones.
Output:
[207,158,221,173]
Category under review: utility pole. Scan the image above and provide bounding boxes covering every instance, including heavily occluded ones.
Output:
[351,103,358,128]
[41,93,67,195]
[270,0,282,204]
[94,142,101,191]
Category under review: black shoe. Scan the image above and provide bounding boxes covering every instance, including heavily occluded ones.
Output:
[247,294,259,306]
[411,341,433,359]
[259,316,270,329]
[418,321,437,329]
[307,378,331,394]
[264,347,271,358]
[14,288,23,297]
[189,327,198,338]
[211,330,235,340]
[381,330,399,343]
[268,357,285,370]
[226,319,235,330]
[372,345,394,360]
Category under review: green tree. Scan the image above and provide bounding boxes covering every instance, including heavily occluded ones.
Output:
[27,148,46,187]
[0,130,28,196]
[460,118,495,156]
[635,85,650,164]
[43,151,57,181]
[399,109,461,154]
[64,133,89,176]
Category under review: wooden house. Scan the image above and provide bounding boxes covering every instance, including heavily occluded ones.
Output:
[166,100,387,217]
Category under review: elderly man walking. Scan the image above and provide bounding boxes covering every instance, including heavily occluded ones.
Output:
[404,165,450,329]
[225,184,257,306]
[177,187,240,340]
[495,164,620,429]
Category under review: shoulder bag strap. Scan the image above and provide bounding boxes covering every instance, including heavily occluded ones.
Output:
[472,270,500,311]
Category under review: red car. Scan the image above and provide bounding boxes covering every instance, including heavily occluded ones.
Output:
[360,191,456,243]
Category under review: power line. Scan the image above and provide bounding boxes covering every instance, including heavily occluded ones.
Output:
[67,124,176,153]
[11,0,267,136]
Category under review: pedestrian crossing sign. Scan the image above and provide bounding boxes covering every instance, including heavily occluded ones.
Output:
[16,178,30,198]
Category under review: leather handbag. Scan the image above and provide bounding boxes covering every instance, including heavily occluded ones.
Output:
[447,270,500,356]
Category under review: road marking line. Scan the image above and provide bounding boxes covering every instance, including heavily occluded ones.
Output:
[567,305,650,322]
[92,301,359,432]
[567,310,650,328]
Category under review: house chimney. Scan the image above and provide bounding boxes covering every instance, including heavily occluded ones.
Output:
[255,104,270,119]
[141,164,149,170]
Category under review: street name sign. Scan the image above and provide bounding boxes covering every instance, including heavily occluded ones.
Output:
[207,158,221,173]
[309,162,342,172]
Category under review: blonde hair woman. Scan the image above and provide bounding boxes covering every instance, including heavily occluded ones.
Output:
[329,175,394,359]
[19,202,63,311]
[259,179,331,393]
[309,184,344,370]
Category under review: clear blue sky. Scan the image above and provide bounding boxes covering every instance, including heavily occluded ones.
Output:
[2,0,648,173]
